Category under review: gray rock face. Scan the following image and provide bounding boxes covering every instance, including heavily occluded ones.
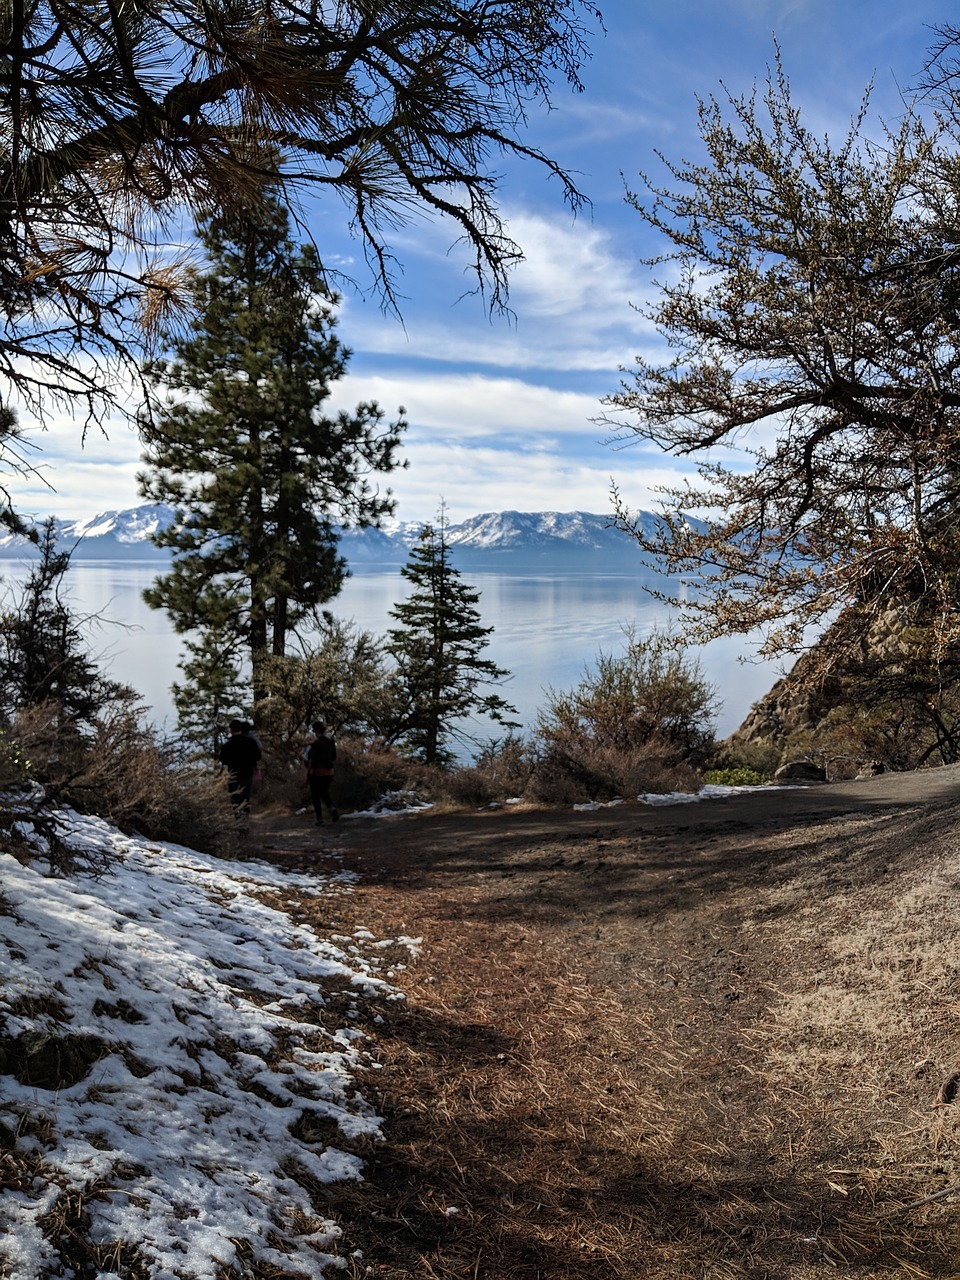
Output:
[774,761,827,784]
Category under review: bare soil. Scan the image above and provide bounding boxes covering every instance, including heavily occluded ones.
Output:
[248,768,960,1279]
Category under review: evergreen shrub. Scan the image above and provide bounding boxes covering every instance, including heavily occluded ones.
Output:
[702,767,768,787]
[708,740,781,779]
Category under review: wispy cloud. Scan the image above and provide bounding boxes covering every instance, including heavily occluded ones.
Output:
[338,208,659,375]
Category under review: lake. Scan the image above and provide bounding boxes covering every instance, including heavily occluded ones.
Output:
[0,559,786,751]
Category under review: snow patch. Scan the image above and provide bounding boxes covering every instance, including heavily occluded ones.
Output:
[0,810,415,1279]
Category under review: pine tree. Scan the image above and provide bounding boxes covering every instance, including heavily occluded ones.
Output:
[3,0,596,426]
[138,192,407,714]
[171,625,249,761]
[0,521,129,723]
[386,510,517,764]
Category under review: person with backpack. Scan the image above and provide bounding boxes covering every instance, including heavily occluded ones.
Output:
[305,721,339,825]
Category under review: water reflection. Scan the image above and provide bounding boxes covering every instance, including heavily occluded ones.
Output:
[0,559,786,745]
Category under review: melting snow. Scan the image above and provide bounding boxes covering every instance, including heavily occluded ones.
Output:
[0,810,419,1279]
[638,783,776,805]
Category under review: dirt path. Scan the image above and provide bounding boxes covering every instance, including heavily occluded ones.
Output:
[249,770,960,1279]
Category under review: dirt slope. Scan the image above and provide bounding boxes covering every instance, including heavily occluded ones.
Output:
[250,768,960,1279]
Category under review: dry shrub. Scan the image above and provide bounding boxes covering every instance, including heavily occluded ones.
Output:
[0,786,76,874]
[440,766,497,808]
[443,736,539,808]
[6,700,235,857]
[252,734,440,816]
[529,630,718,805]
[778,692,957,778]
[528,735,700,805]
[333,740,439,812]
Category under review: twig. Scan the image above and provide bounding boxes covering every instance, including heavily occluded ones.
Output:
[876,1182,960,1217]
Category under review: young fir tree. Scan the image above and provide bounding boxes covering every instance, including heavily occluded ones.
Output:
[386,510,517,765]
[0,520,129,724]
[171,624,249,761]
[138,192,406,716]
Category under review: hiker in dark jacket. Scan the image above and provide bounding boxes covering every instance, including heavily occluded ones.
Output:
[305,721,339,825]
[218,719,262,813]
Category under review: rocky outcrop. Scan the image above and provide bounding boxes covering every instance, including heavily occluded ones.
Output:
[726,655,844,753]
[726,602,922,762]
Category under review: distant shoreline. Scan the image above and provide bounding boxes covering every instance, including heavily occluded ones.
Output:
[0,505,673,576]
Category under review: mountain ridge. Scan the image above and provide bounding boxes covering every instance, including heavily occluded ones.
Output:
[0,503,667,569]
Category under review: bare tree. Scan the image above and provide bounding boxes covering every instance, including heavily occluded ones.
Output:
[1,0,599,428]
[603,56,960,677]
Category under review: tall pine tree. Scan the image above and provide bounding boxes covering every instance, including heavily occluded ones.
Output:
[138,193,406,715]
[386,509,517,764]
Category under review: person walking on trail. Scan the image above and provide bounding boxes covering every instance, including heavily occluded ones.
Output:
[218,718,262,814]
[306,721,339,825]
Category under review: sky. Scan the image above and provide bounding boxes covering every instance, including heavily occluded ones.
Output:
[10,0,955,524]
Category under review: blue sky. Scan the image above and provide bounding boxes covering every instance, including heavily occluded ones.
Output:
[16,0,952,524]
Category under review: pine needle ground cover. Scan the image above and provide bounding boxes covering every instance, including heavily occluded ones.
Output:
[253,776,960,1280]
[4,771,960,1278]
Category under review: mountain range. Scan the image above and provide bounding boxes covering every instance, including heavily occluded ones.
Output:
[0,503,669,571]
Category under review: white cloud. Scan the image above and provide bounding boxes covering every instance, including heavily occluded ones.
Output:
[15,457,145,522]
[335,372,601,438]
[337,209,659,375]
[5,400,145,520]
[505,210,645,324]
[380,434,690,525]
[5,358,691,524]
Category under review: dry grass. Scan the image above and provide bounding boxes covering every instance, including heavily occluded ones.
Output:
[251,791,960,1279]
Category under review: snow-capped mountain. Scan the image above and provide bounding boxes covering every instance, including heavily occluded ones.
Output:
[0,504,177,560]
[340,508,661,565]
[66,504,174,544]
[0,503,664,568]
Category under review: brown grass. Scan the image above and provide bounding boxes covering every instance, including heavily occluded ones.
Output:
[249,789,960,1279]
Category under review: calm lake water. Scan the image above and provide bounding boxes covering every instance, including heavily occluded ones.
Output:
[0,559,786,750]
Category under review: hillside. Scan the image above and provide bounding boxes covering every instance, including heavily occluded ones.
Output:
[3,771,960,1278]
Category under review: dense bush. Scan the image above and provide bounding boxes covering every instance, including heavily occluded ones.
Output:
[707,739,781,780]
[702,767,768,787]
[526,739,702,806]
[443,736,539,808]
[252,732,441,816]
[253,632,724,816]
[256,620,399,743]
[533,630,718,802]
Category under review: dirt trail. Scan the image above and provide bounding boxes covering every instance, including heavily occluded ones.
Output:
[249,769,960,1279]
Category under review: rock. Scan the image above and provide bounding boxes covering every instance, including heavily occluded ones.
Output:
[856,760,886,778]
[774,761,827,784]
[727,600,923,771]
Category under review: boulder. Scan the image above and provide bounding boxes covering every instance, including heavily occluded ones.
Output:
[774,761,827,784]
